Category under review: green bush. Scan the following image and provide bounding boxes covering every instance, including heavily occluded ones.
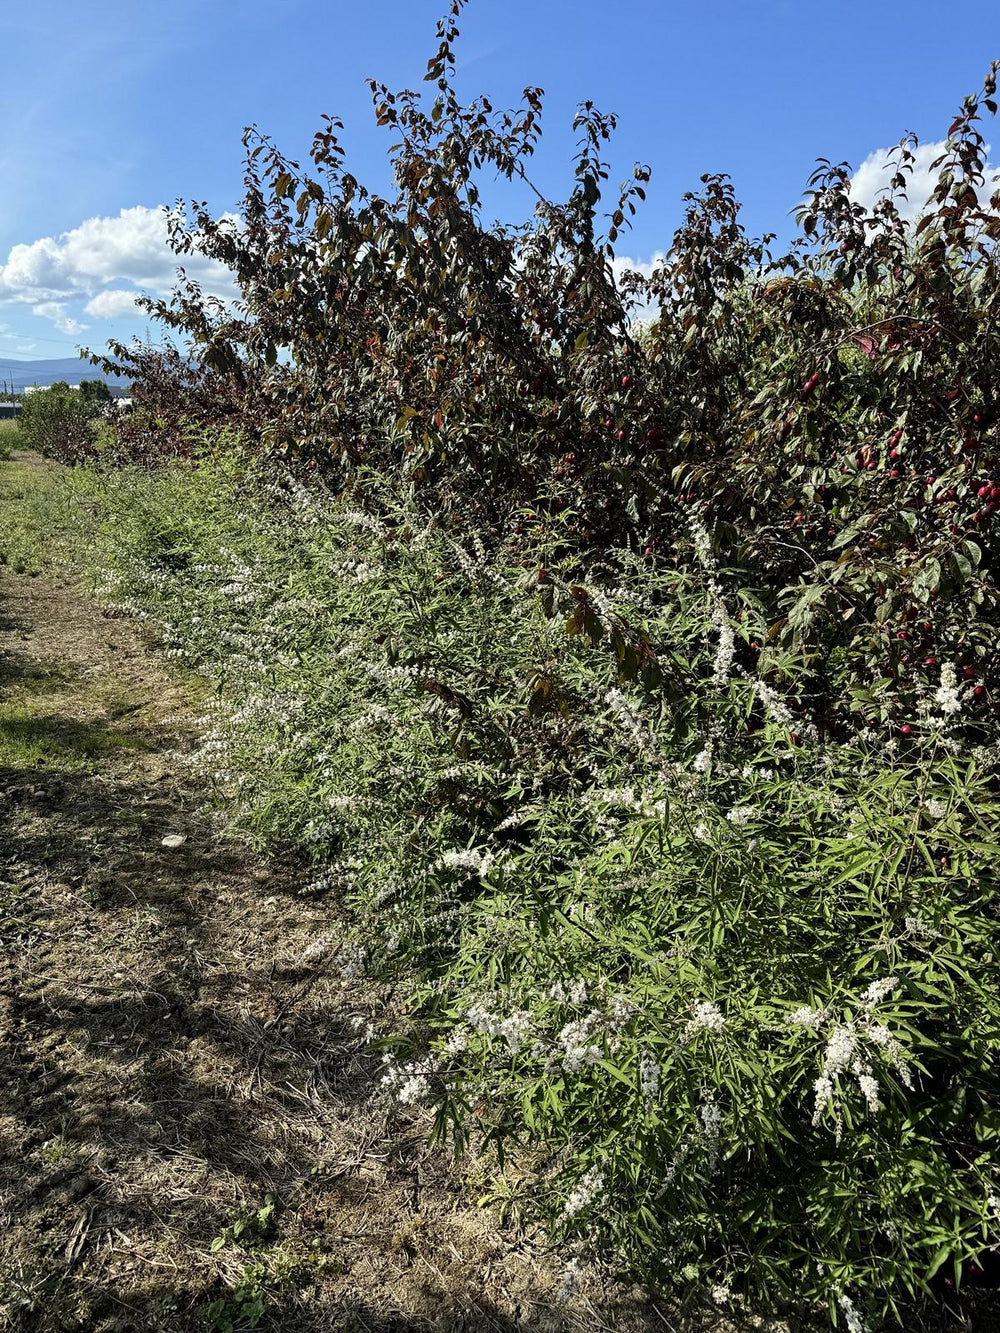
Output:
[16,380,111,464]
[46,449,1000,1330]
[0,419,19,460]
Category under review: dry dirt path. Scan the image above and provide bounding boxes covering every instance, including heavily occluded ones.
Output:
[0,554,667,1332]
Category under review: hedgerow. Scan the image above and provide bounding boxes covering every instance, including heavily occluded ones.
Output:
[25,3,998,1324]
[23,447,989,1331]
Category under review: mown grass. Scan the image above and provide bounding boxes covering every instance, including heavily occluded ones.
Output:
[0,451,91,575]
[0,700,143,770]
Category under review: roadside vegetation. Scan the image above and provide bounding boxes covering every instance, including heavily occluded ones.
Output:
[5,5,1000,1328]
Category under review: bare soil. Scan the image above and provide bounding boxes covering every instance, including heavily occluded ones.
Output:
[0,537,694,1330]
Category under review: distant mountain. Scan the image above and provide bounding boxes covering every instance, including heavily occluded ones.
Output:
[0,357,131,394]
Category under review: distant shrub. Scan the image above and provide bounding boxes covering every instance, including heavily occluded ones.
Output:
[16,380,112,464]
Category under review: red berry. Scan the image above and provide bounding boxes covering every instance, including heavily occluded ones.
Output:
[925,656,936,666]
[617,429,626,443]
[962,665,976,680]
[973,685,987,699]
[621,375,632,389]
[899,724,913,737]
[889,469,900,478]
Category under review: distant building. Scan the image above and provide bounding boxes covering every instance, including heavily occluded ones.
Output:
[0,402,21,419]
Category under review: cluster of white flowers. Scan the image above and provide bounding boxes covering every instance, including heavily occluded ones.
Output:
[786,1005,826,1029]
[710,600,736,687]
[861,977,898,1009]
[558,1015,605,1072]
[933,661,963,717]
[753,679,796,727]
[903,915,938,941]
[689,1000,726,1034]
[699,1095,722,1173]
[561,1164,605,1221]
[639,1049,660,1115]
[808,978,912,1138]
[334,942,366,979]
[922,796,948,821]
[692,821,712,843]
[812,1026,858,1131]
[465,1002,534,1054]
[444,1028,469,1054]
[438,847,496,880]
[380,1053,434,1106]
[692,740,714,774]
[550,979,589,1004]
[688,512,715,571]
[604,687,662,763]
[838,1292,866,1333]
[725,805,755,826]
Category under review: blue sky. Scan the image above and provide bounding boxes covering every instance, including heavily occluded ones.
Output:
[2,0,999,363]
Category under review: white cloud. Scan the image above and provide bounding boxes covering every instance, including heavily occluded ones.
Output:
[84,288,143,319]
[850,140,1000,220]
[30,301,87,335]
[612,251,667,324]
[0,205,238,335]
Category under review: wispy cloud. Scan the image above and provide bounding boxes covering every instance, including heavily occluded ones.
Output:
[30,302,87,336]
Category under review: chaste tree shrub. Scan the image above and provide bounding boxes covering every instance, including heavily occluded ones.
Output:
[67,452,1000,1330]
